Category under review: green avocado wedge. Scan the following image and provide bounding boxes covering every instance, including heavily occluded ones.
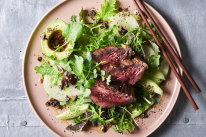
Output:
[145,70,165,85]
[56,104,89,120]
[138,77,163,96]
[41,20,73,60]
[131,102,154,118]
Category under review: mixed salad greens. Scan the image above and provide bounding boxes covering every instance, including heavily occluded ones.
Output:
[34,0,169,133]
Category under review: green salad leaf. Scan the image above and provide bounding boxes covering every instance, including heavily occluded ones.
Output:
[149,40,160,54]
[97,0,117,21]
[34,63,58,76]
[34,58,61,85]
[62,24,70,38]
[65,16,83,45]
[57,58,71,72]
[72,55,84,77]
[145,55,161,69]
[78,8,84,22]
[124,26,153,55]
[106,75,111,85]
[73,104,135,132]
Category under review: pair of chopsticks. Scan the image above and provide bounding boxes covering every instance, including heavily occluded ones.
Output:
[133,0,200,110]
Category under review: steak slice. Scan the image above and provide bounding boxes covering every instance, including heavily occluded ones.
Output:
[102,57,148,85]
[92,44,134,65]
[90,79,136,108]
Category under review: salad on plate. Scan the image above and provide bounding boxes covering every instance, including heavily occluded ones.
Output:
[34,0,169,133]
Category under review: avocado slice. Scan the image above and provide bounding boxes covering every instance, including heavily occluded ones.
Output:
[41,20,73,60]
[131,102,154,118]
[138,77,163,96]
[56,104,89,120]
[145,70,165,85]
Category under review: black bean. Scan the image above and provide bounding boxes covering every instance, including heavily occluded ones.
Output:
[88,10,96,17]
[119,28,128,35]
[42,34,47,40]
[100,21,108,29]
[73,96,78,101]
[60,78,66,90]
[68,74,78,85]
[37,57,42,62]
[97,19,101,24]
[45,98,62,109]
[65,97,70,102]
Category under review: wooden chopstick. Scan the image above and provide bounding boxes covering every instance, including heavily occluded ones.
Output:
[132,0,199,110]
[136,0,201,93]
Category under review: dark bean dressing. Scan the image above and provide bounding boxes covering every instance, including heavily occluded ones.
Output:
[48,30,66,52]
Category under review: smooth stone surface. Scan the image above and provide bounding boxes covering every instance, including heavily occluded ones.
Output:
[0,0,205,137]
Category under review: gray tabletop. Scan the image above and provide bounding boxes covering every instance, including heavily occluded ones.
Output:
[0,0,205,137]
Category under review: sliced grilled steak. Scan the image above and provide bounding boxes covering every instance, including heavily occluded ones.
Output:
[102,57,148,85]
[90,79,136,108]
[129,57,148,84]
[92,45,134,65]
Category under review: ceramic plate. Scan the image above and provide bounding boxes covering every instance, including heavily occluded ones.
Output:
[23,0,181,136]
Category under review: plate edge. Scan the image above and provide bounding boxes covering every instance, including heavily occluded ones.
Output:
[22,1,183,137]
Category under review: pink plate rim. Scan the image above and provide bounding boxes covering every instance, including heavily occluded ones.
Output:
[22,0,182,136]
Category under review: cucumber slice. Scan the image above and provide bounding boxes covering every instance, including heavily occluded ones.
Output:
[138,78,163,96]
[56,104,89,120]
[142,41,160,57]
[149,40,160,55]
[44,75,67,101]
[43,75,83,101]
[160,58,170,77]
[142,45,156,57]
[109,12,139,31]
[62,85,83,98]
